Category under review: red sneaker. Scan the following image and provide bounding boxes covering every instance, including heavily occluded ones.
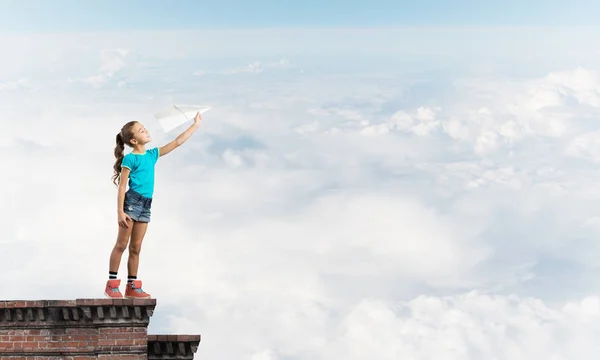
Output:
[124,280,151,299]
[104,279,123,299]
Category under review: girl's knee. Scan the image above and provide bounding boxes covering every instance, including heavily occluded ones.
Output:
[114,242,128,253]
[128,244,141,256]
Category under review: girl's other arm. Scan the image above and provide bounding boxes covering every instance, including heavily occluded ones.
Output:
[159,111,202,157]
[117,168,132,228]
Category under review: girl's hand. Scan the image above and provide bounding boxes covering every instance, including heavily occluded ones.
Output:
[118,211,132,228]
[193,111,202,126]
[159,111,203,157]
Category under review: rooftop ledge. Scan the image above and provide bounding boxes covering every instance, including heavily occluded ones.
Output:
[148,335,202,360]
[0,298,201,360]
[0,299,157,327]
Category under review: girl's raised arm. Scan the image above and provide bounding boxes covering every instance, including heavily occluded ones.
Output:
[159,111,202,157]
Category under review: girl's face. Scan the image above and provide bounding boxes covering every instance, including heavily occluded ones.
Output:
[130,122,152,145]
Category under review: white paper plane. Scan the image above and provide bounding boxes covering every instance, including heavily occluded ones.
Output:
[154,104,211,133]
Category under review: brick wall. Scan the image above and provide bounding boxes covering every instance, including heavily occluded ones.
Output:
[0,299,201,359]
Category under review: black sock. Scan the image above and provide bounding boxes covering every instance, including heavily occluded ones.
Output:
[109,271,118,280]
[127,275,137,286]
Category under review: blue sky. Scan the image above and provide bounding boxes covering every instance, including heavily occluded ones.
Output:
[0,0,597,32]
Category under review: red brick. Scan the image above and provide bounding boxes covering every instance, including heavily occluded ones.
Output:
[44,300,76,307]
[99,327,127,333]
[98,339,115,346]
[75,299,114,306]
[47,341,64,349]
[99,332,145,340]
[72,335,95,341]
[21,329,41,335]
[132,298,156,306]
[66,328,96,335]
[3,301,25,308]
[115,339,137,346]
[12,341,37,349]
[23,301,44,307]
[26,336,52,342]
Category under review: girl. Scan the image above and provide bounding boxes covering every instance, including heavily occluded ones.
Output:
[104,111,202,299]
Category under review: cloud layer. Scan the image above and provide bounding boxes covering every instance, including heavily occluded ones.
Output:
[2,28,600,359]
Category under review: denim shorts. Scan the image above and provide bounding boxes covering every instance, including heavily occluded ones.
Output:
[123,189,152,223]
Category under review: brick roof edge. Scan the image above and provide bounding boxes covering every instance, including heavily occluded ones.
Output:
[0,299,157,308]
[148,334,201,359]
[0,298,157,327]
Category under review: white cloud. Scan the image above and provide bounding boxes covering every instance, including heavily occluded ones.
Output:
[225,61,264,74]
[388,106,441,136]
[251,350,278,360]
[193,57,293,76]
[168,291,600,360]
[346,66,600,155]
[69,48,130,88]
[0,78,31,92]
[540,67,600,107]
[3,29,600,360]
[566,130,600,162]
[322,292,600,360]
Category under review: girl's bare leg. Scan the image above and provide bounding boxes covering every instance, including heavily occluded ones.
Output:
[128,221,148,277]
[109,218,134,273]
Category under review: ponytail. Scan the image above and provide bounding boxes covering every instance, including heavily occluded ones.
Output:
[112,121,137,186]
[112,133,125,186]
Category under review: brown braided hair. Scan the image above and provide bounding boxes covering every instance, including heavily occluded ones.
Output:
[112,121,137,186]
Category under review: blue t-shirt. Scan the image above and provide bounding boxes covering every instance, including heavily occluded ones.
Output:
[121,147,160,198]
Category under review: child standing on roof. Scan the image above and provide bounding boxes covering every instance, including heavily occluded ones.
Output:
[104,111,202,299]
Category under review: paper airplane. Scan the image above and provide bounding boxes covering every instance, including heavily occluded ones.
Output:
[154,105,211,132]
